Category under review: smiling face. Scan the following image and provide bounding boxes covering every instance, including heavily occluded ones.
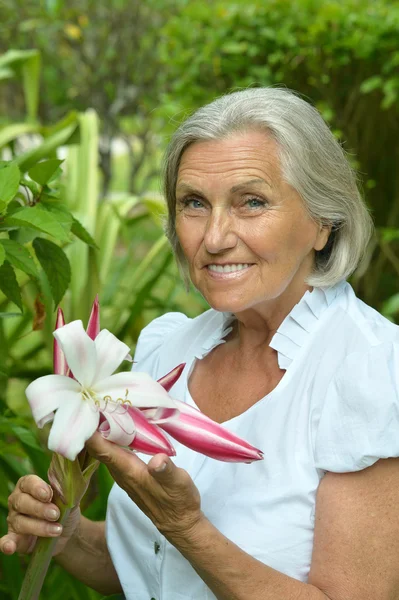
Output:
[175,130,330,317]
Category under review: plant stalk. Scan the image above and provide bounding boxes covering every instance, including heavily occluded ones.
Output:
[17,502,71,600]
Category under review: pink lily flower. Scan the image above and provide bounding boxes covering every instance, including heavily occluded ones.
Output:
[26,320,178,461]
[48,303,262,464]
[99,404,175,456]
[51,299,176,458]
[150,364,264,464]
[157,363,185,392]
[86,294,100,340]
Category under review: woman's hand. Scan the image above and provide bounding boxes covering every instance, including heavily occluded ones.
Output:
[0,474,80,557]
[85,432,204,544]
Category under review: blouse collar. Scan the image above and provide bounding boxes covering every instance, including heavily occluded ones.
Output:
[268,281,347,369]
[197,281,348,369]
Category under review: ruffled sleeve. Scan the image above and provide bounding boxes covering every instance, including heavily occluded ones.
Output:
[132,312,189,379]
[314,341,399,473]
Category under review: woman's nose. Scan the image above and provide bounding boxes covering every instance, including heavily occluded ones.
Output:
[203,209,238,254]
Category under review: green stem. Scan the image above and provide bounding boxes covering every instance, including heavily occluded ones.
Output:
[17,504,71,600]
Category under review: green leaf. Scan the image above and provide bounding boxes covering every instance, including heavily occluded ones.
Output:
[1,453,27,479]
[41,203,73,234]
[380,227,399,243]
[32,238,71,306]
[0,244,5,267]
[0,162,21,212]
[382,293,399,317]
[4,205,71,242]
[71,217,98,248]
[21,50,41,120]
[15,120,79,172]
[360,75,383,94]
[0,66,13,80]
[0,261,23,311]
[0,50,41,120]
[0,49,39,70]
[0,122,40,148]
[0,239,38,277]
[10,425,43,451]
[28,158,64,186]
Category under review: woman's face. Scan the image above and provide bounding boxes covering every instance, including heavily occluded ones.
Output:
[175,130,330,315]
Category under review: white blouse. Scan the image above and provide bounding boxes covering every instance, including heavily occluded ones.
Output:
[106,281,399,600]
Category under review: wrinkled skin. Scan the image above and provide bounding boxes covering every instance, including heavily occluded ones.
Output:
[85,432,204,543]
[0,474,80,557]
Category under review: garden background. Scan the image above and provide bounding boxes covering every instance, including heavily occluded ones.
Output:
[0,0,398,598]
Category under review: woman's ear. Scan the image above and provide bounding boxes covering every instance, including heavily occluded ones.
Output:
[314,224,332,252]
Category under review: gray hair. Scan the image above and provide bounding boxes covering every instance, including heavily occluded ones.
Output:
[163,87,374,287]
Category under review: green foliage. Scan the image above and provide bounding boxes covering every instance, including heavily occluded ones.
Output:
[0,156,93,313]
[0,240,38,278]
[159,0,399,312]
[32,238,71,306]
[0,261,23,311]
[0,49,40,120]
[0,36,206,599]
[0,1,398,597]
[0,162,20,210]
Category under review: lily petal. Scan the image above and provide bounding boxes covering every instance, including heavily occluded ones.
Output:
[147,399,264,463]
[94,372,178,409]
[126,406,176,456]
[53,320,97,387]
[93,329,131,381]
[99,404,136,447]
[140,407,180,424]
[157,363,185,392]
[48,395,100,461]
[53,308,68,376]
[86,295,100,340]
[26,374,81,429]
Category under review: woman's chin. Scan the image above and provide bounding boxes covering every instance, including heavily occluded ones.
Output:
[204,294,251,315]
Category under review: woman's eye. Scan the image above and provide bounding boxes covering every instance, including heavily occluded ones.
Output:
[245,197,266,209]
[183,198,204,209]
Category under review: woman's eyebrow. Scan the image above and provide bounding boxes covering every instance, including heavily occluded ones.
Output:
[176,177,272,195]
[176,182,202,195]
[230,178,272,192]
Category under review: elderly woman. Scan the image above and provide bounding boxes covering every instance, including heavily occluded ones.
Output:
[2,88,399,600]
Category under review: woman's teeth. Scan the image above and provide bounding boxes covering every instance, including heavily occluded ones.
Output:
[208,264,250,273]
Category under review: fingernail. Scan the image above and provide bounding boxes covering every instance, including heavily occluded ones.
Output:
[155,462,167,472]
[50,525,62,535]
[39,488,49,501]
[46,509,59,520]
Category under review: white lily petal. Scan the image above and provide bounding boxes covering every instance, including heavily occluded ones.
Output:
[53,321,97,387]
[94,372,177,409]
[38,413,55,428]
[26,374,81,428]
[100,405,136,446]
[93,329,131,381]
[48,396,100,461]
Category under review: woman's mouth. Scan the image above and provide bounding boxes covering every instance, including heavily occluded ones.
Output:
[206,263,253,278]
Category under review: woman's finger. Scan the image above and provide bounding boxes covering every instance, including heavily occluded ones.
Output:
[86,432,150,483]
[0,531,36,556]
[8,513,63,539]
[8,492,60,522]
[0,532,19,554]
[16,474,53,503]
